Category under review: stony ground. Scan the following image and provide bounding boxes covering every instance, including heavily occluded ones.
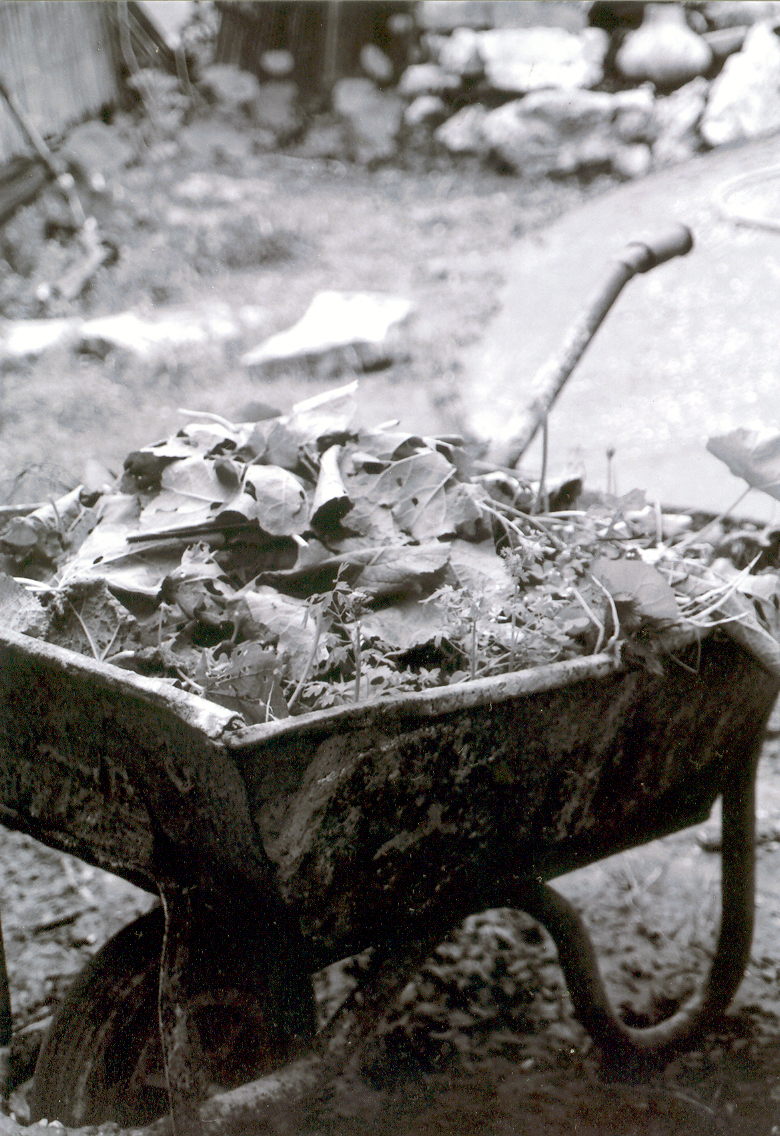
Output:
[1,109,779,1134]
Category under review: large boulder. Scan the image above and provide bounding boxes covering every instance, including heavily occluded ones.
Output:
[434,104,490,155]
[476,26,608,93]
[251,82,301,142]
[417,0,588,32]
[701,21,780,146]
[653,77,708,165]
[616,4,713,89]
[397,63,462,97]
[704,2,780,28]
[439,27,484,78]
[332,79,404,165]
[198,64,262,112]
[481,89,615,176]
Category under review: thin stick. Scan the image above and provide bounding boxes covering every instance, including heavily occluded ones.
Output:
[532,416,549,515]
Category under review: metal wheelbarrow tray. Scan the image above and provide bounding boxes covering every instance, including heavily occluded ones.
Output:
[0,616,776,1130]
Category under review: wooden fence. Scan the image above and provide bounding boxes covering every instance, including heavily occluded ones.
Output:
[0,1,122,167]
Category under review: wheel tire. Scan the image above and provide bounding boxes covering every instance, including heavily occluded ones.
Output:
[30,906,315,1128]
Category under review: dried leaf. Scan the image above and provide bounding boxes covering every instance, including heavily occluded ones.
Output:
[0,573,49,636]
[592,557,681,626]
[311,445,351,532]
[231,466,309,535]
[369,450,455,540]
[706,428,780,500]
[140,456,235,529]
[228,587,324,675]
[348,540,450,597]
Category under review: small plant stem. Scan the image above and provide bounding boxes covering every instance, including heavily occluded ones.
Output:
[353,623,362,702]
[570,585,605,654]
[590,575,621,650]
[470,619,477,680]
[287,608,324,711]
[532,416,549,515]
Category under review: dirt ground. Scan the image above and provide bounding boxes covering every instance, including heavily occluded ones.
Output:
[1,109,780,1134]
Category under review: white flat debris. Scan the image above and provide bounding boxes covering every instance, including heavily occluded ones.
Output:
[79,302,267,359]
[241,291,414,377]
[0,318,82,362]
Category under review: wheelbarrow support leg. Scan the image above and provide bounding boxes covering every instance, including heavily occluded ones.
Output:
[505,734,760,1056]
[158,882,209,1136]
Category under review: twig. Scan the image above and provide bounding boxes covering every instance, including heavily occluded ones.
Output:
[589,574,621,650]
[531,415,549,515]
[571,585,606,655]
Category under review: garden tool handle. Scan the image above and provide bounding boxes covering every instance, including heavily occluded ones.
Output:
[620,223,694,273]
[501,224,694,468]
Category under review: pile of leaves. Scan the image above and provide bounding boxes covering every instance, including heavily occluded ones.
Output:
[2,384,780,725]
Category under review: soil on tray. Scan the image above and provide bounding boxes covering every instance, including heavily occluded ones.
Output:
[1,109,779,1135]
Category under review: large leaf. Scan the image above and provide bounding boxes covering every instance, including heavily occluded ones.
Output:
[230,466,309,535]
[140,456,235,528]
[592,557,681,626]
[706,428,780,500]
[361,598,448,651]
[228,587,324,675]
[352,541,450,597]
[369,450,455,540]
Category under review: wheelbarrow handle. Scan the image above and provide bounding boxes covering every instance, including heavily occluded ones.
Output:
[500,224,694,468]
[621,223,694,273]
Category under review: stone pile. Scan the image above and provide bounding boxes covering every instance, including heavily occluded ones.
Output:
[211,0,780,179]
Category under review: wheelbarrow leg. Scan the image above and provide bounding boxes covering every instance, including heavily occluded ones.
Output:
[0,912,12,1047]
[158,882,209,1136]
[502,733,761,1056]
[156,874,317,1136]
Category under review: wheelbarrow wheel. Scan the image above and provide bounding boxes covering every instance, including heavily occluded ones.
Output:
[30,905,316,1128]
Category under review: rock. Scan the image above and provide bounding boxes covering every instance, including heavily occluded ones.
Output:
[703,25,750,62]
[177,119,262,164]
[652,77,708,166]
[261,49,295,77]
[397,63,462,97]
[611,87,657,143]
[332,79,403,165]
[417,0,588,32]
[434,104,490,155]
[439,27,484,78]
[477,26,608,93]
[241,291,413,379]
[62,121,135,176]
[251,81,301,141]
[296,117,349,161]
[198,63,262,111]
[0,318,82,364]
[404,95,449,129]
[360,44,394,85]
[701,21,780,146]
[611,141,653,179]
[416,1,493,31]
[616,4,713,89]
[704,2,780,28]
[481,89,615,176]
[78,302,266,360]
[486,1,589,31]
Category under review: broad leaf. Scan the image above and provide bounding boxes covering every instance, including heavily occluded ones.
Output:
[592,557,681,626]
[706,428,780,500]
[231,466,309,535]
[369,450,455,540]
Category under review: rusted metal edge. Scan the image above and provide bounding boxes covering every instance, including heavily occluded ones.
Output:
[226,623,706,751]
[0,627,244,741]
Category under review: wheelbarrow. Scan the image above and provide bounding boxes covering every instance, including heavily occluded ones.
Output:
[0,224,773,1135]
